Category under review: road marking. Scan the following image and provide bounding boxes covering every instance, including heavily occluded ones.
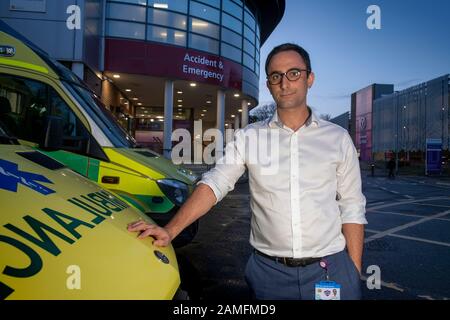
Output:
[368,201,385,207]
[366,196,449,211]
[417,294,449,300]
[386,233,450,247]
[365,209,450,243]
[417,203,450,209]
[403,195,414,199]
[417,295,436,300]
[366,228,450,247]
[365,228,382,233]
[373,185,406,196]
[367,210,421,219]
[360,275,404,292]
[368,209,450,221]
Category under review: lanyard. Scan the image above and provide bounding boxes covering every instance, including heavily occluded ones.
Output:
[320,259,330,281]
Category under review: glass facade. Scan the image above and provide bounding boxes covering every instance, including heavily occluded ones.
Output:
[373,75,450,154]
[105,0,261,73]
[189,1,220,23]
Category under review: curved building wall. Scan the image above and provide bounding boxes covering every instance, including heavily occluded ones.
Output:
[105,0,261,99]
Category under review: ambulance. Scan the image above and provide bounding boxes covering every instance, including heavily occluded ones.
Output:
[0,21,199,247]
[0,122,181,299]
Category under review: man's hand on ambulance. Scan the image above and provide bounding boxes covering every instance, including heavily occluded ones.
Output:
[127,220,172,247]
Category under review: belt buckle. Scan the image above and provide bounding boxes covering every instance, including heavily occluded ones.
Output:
[290,258,303,267]
[280,257,296,267]
[294,258,309,267]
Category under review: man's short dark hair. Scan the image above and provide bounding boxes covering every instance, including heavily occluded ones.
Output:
[265,43,312,76]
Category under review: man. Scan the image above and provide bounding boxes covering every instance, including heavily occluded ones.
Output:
[387,157,396,179]
[128,43,367,300]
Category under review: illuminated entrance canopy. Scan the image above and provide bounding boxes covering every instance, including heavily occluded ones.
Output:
[105,39,242,90]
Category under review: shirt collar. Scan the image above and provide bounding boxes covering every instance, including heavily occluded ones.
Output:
[268,106,320,129]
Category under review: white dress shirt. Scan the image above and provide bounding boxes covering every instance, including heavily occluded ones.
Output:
[199,109,367,259]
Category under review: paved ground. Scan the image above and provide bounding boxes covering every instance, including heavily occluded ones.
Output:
[177,171,450,300]
[362,174,450,300]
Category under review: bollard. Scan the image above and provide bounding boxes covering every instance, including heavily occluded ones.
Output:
[371,164,375,177]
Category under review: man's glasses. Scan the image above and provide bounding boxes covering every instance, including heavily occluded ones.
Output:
[266,68,309,85]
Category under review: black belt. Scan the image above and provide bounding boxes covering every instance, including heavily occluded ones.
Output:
[254,249,321,267]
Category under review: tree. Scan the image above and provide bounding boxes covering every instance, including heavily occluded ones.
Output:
[249,102,276,123]
[320,113,332,121]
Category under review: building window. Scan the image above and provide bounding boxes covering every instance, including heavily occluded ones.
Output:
[221,27,241,48]
[147,0,188,13]
[243,52,253,70]
[244,9,255,29]
[107,20,145,39]
[194,0,220,8]
[109,0,147,6]
[256,22,260,40]
[190,18,219,39]
[189,33,219,54]
[222,12,241,34]
[223,0,242,19]
[221,42,241,63]
[107,3,146,22]
[147,26,186,46]
[148,8,187,30]
[190,1,220,23]
[243,24,255,44]
[243,38,254,57]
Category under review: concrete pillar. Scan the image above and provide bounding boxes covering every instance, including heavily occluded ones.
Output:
[215,89,226,159]
[216,89,225,135]
[234,115,240,129]
[163,80,174,159]
[241,99,249,127]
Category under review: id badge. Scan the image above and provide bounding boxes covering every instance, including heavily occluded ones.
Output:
[315,281,341,300]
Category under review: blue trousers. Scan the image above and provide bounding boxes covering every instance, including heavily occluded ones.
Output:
[244,250,362,300]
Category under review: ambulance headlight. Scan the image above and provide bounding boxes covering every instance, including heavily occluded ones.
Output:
[156,179,188,206]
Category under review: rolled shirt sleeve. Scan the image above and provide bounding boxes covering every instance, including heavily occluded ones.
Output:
[336,132,368,225]
[197,129,246,204]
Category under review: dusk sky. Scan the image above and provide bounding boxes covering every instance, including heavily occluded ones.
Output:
[257,0,450,118]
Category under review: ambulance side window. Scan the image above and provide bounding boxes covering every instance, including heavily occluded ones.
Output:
[0,74,89,149]
[48,87,90,151]
[0,75,46,140]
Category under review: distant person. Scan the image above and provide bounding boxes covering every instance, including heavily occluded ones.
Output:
[128,43,367,300]
[387,158,396,179]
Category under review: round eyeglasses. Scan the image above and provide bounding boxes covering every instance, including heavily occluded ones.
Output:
[267,68,309,85]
